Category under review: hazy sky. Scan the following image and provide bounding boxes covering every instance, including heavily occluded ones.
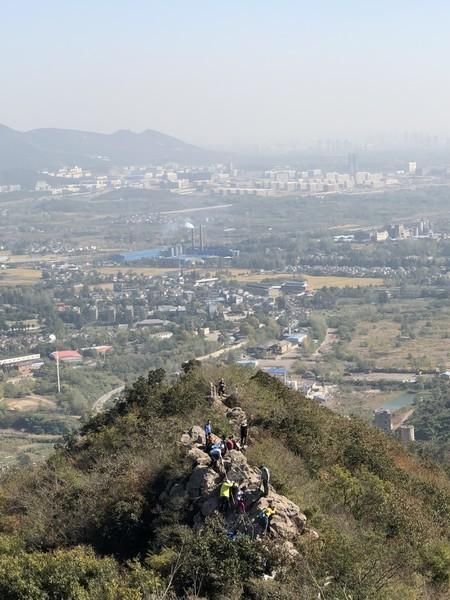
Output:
[2,0,450,147]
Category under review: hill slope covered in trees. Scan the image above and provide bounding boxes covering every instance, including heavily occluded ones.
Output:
[0,363,449,599]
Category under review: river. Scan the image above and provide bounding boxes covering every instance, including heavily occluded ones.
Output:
[382,391,416,411]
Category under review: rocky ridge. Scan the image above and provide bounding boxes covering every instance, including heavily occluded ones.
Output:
[161,399,319,550]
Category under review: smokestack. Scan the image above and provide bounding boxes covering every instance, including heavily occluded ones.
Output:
[191,227,195,250]
[199,225,204,251]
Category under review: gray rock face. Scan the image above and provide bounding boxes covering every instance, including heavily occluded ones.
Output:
[178,428,312,543]
[190,425,205,444]
[226,406,246,424]
[180,433,192,446]
[188,446,211,466]
[223,450,258,485]
[181,425,206,446]
[186,465,209,499]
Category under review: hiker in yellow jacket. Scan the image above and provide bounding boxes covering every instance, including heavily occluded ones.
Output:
[260,501,276,535]
[219,479,235,513]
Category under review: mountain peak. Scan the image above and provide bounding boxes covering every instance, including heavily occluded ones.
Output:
[0,124,213,170]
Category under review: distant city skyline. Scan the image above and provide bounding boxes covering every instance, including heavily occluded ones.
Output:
[3,1,450,147]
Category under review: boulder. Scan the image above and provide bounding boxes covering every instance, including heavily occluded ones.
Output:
[201,495,220,517]
[255,496,307,539]
[223,450,258,486]
[202,468,222,495]
[188,446,210,466]
[186,464,221,500]
[186,465,209,499]
[190,425,205,445]
[180,433,192,446]
[181,425,206,447]
[226,406,246,423]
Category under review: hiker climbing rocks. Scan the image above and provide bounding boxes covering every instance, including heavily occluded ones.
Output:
[235,485,247,514]
[226,434,238,451]
[209,442,223,470]
[204,419,212,439]
[205,432,213,452]
[240,417,248,447]
[219,478,235,513]
[258,501,276,535]
[260,465,270,497]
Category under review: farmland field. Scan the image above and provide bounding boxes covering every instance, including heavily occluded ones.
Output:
[218,270,384,288]
[0,268,41,285]
[95,266,180,276]
[95,266,384,288]
[6,254,69,264]
[335,298,450,370]
[0,430,59,467]
[1,395,57,412]
[301,274,384,289]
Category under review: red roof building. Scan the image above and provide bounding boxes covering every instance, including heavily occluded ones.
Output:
[50,350,83,363]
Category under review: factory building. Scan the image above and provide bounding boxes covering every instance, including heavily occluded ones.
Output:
[374,409,393,433]
[398,425,415,444]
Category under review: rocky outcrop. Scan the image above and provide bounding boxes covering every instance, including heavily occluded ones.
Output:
[181,425,205,446]
[188,445,307,538]
[172,423,317,545]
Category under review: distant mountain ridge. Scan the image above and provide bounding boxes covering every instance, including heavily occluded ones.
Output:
[0,124,215,170]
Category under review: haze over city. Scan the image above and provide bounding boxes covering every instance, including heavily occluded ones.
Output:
[2,2,450,598]
[3,0,450,147]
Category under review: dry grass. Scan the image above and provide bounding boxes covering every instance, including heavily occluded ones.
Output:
[6,254,68,264]
[94,266,383,289]
[346,309,450,370]
[0,268,41,286]
[2,395,57,412]
[224,269,383,288]
[302,274,384,289]
[0,432,58,466]
[95,266,179,276]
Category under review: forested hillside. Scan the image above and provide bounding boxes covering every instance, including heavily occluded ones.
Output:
[0,363,449,599]
[411,379,450,468]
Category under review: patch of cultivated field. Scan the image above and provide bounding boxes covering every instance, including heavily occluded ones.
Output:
[96,266,179,276]
[94,266,384,288]
[302,274,384,289]
[0,268,41,285]
[6,254,68,264]
[346,311,450,370]
[224,269,384,288]
[0,431,59,466]
[1,395,57,412]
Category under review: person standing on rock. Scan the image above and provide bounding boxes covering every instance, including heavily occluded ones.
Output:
[261,501,276,535]
[240,417,248,447]
[204,419,212,440]
[260,465,270,497]
[218,378,226,397]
